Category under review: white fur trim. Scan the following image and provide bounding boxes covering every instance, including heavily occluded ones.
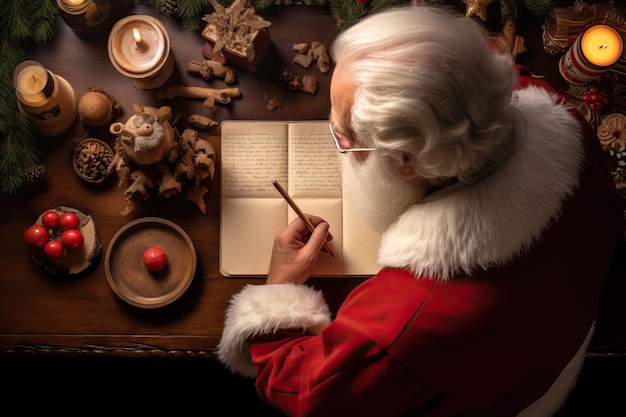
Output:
[217,283,331,377]
[378,87,585,279]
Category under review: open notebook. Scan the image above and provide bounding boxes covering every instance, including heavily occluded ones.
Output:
[219,120,380,277]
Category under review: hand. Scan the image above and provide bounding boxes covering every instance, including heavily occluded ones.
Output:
[266,215,332,285]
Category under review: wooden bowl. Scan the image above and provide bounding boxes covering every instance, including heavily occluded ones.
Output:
[73,138,114,183]
[104,217,196,309]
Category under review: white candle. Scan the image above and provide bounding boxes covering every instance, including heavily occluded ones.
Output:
[14,62,50,106]
[108,15,174,89]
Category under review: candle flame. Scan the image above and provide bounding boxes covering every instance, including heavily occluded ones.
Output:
[133,28,143,49]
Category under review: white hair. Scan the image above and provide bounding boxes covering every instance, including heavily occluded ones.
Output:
[331,5,521,186]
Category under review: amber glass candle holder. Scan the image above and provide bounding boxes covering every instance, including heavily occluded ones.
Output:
[57,0,113,36]
[13,60,78,136]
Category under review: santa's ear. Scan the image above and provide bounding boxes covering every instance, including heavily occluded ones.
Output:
[397,153,416,178]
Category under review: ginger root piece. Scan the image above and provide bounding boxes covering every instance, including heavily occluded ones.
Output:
[188,114,219,130]
[186,184,208,214]
[292,43,309,54]
[291,41,331,73]
[300,75,318,94]
[293,51,314,69]
[279,68,317,95]
[157,85,242,109]
[187,60,237,85]
[310,41,330,74]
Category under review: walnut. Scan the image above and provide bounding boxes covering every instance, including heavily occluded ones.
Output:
[598,113,626,152]
[73,139,114,183]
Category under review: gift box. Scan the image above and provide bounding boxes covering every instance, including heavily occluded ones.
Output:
[201,3,271,73]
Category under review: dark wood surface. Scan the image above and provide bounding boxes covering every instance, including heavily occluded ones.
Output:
[0,3,362,357]
[0,2,624,360]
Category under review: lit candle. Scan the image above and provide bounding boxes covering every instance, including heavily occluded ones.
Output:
[580,25,623,68]
[56,0,112,36]
[13,60,78,136]
[559,24,624,86]
[14,62,52,106]
[133,28,144,49]
[108,15,174,89]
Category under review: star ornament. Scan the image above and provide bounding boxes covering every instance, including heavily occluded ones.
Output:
[463,0,494,21]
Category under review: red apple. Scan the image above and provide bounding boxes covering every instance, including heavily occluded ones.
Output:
[142,246,168,272]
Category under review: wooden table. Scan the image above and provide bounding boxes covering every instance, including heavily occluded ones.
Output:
[0,2,623,359]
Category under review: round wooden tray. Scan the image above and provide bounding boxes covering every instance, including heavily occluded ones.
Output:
[104,217,196,309]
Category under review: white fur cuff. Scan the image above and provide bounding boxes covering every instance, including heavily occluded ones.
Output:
[217,283,331,377]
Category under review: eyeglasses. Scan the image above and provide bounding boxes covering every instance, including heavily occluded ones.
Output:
[329,122,377,153]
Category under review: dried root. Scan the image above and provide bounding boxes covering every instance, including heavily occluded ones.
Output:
[291,41,330,74]
[157,85,242,109]
[293,51,314,69]
[311,41,331,74]
[188,114,219,130]
[187,60,237,85]
[280,68,318,95]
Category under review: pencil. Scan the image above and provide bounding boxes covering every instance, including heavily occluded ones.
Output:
[272,180,335,257]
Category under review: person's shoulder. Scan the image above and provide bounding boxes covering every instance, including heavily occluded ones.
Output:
[514,65,568,105]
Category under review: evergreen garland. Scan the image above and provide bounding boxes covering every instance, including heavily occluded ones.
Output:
[0,0,57,196]
[1,0,556,196]
[168,0,211,31]
[501,0,555,21]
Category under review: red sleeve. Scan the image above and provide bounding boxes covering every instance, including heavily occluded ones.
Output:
[246,271,439,417]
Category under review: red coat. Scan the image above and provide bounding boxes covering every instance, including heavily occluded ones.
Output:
[218,76,625,417]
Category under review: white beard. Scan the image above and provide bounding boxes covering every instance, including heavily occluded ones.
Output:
[134,122,164,152]
[342,153,427,234]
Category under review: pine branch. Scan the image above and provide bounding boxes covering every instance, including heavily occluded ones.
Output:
[178,0,210,20]
[329,0,369,30]
[0,116,41,195]
[520,0,555,17]
[4,1,35,41]
[0,0,57,196]
[32,0,59,43]
[253,0,279,9]
[176,0,211,31]
[370,0,411,12]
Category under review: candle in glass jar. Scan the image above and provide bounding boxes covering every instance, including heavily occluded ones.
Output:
[559,24,624,86]
[580,25,623,68]
[13,61,78,136]
[14,63,53,106]
[108,15,174,89]
[57,0,113,36]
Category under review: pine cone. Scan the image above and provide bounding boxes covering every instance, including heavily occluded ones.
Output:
[23,164,47,184]
[158,0,179,16]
